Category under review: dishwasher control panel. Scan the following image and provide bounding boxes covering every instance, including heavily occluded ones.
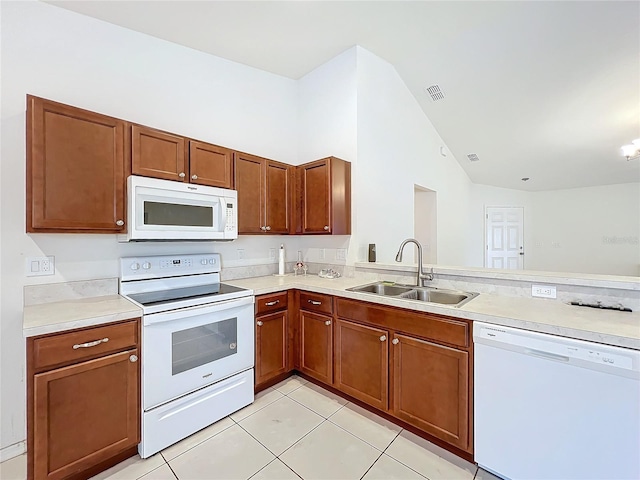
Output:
[475,324,636,371]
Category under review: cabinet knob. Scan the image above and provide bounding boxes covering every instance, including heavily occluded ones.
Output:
[265,226,271,231]
[323,225,329,231]
[116,220,124,226]
[192,174,198,180]
[261,226,267,231]
[392,338,399,345]
[325,320,331,326]
[257,321,263,326]
[178,172,186,178]
[129,354,138,363]
[380,335,387,342]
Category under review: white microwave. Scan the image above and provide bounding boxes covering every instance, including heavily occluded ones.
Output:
[119,176,238,242]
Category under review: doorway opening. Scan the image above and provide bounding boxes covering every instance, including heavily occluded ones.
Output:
[484,206,524,269]
[414,186,437,265]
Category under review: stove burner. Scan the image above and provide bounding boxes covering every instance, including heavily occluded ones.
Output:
[128,283,246,307]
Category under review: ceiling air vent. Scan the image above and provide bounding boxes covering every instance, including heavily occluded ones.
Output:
[467,154,480,162]
[425,84,445,101]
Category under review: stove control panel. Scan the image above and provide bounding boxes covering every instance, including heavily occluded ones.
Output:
[120,254,221,281]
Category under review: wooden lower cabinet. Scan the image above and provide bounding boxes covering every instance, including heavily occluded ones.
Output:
[391,333,469,450]
[255,310,288,386]
[299,310,333,384]
[28,320,140,480]
[334,318,388,410]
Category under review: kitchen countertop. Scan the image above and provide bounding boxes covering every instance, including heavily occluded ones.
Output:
[226,274,640,350]
[23,294,142,337]
[22,274,640,349]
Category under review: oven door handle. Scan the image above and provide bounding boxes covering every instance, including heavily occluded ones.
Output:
[143,295,254,326]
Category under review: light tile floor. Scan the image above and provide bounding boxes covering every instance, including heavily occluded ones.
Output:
[0,376,502,480]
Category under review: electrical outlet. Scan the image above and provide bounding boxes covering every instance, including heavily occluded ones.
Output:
[319,248,325,261]
[26,256,55,276]
[336,248,347,261]
[269,248,276,261]
[237,249,245,260]
[532,284,557,299]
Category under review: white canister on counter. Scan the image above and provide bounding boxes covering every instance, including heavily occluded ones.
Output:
[278,244,285,275]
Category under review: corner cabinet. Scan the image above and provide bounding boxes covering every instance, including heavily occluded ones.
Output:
[27,320,140,480]
[26,96,128,233]
[297,156,351,235]
[234,152,292,234]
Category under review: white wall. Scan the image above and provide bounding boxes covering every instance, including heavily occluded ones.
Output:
[530,183,640,276]
[355,47,474,266]
[0,1,299,451]
[469,182,640,275]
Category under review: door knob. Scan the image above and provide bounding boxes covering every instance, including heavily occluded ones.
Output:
[323,225,329,231]
[325,320,331,326]
[129,355,138,363]
[380,335,387,342]
[178,172,185,178]
[257,321,263,326]
[265,226,271,231]
[116,220,124,226]
[192,174,198,180]
[392,338,399,345]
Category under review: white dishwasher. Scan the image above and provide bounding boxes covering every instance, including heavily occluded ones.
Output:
[474,322,640,480]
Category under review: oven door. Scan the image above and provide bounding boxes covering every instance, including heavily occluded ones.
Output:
[142,295,254,410]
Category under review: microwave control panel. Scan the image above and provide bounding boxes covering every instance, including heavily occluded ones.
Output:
[225,202,235,232]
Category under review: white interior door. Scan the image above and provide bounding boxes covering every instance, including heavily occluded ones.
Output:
[485,207,524,269]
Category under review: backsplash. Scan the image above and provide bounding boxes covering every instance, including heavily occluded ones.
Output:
[24,278,118,306]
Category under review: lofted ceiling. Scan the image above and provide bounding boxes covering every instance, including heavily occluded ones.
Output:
[46,1,640,191]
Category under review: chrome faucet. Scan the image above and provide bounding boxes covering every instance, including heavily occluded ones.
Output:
[395,238,434,286]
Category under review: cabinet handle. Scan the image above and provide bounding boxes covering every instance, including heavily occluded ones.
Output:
[192,174,198,180]
[325,320,331,326]
[178,172,186,178]
[261,226,267,231]
[73,338,109,349]
[323,225,329,231]
[392,338,399,345]
[265,300,279,306]
[129,354,138,363]
[308,300,322,305]
[115,220,124,226]
[265,226,271,231]
[380,335,387,342]
[257,321,263,326]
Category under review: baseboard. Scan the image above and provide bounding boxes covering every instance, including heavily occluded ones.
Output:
[0,441,26,463]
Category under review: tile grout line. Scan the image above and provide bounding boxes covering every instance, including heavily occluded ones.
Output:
[358,450,385,480]
[377,429,435,480]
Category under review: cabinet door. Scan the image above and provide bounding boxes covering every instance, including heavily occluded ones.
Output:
[391,334,469,450]
[335,319,388,410]
[300,159,331,233]
[265,161,291,234]
[189,141,233,188]
[255,311,288,386]
[33,349,139,480]
[131,125,187,181]
[26,96,126,232]
[234,153,265,233]
[300,311,333,384]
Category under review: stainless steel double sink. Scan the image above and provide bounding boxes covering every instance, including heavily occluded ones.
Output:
[347,281,479,307]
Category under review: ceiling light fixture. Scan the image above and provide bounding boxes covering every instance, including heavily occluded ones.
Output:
[621,138,640,160]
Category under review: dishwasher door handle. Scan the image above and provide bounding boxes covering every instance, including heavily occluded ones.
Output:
[526,348,570,362]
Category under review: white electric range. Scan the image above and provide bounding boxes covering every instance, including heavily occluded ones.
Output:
[120,253,255,458]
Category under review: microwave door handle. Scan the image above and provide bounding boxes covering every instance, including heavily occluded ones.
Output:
[219,197,228,231]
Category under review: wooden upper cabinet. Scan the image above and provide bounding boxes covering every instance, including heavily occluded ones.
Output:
[391,333,470,451]
[234,152,291,234]
[26,96,127,233]
[131,125,187,182]
[189,141,233,189]
[298,156,351,235]
[265,161,291,234]
[334,319,389,411]
[234,152,265,233]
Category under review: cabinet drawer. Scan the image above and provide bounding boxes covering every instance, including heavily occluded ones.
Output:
[33,320,139,371]
[255,291,288,315]
[336,299,468,348]
[300,292,333,315]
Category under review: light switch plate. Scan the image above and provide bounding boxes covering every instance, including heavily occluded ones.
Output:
[26,256,55,276]
[336,249,347,261]
[532,284,557,299]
